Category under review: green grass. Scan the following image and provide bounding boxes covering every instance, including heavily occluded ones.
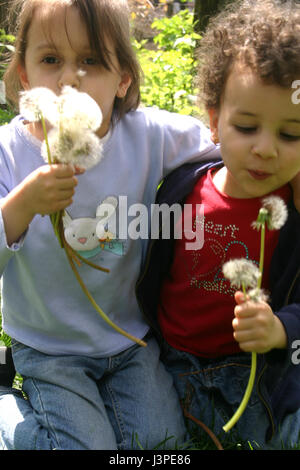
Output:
[0,106,14,125]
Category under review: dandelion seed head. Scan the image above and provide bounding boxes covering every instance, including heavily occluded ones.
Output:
[247,288,269,303]
[261,195,288,230]
[19,87,57,122]
[22,86,104,170]
[252,196,288,231]
[54,86,102,131]
[222,258,260,289]
[41,127,103,169]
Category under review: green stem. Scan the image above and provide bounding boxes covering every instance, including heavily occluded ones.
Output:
[40,114,52,165]
[258,222,265,289]
[40,113,64,247]
[62,234,147,348]
[223,283,257,432]
[71,249,110,273]
[223,220,266,432]
[242,282,247,298]
[223,352,257,432]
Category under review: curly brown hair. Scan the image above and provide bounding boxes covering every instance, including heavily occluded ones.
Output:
[197,0,300,109]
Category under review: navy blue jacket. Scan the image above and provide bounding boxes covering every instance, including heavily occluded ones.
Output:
[136,159,300,441]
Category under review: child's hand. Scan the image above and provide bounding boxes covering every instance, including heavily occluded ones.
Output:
[232,291,287,353]
[291,172,300,212]
[0,163,84,246]
[23,163,81,217]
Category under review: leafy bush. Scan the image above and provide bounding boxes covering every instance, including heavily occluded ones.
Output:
[0,29,16,124]
[0,107,14,125]
[0,28,15,80]
[134,10,203,117]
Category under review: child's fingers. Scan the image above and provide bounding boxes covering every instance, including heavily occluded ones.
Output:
[234,290,248,305]
[50,163,76,177]
[36,165,77,212]
[232,313,261,352]
[234,302,257,320]
[49,164,79,189]
[51,163,85,176]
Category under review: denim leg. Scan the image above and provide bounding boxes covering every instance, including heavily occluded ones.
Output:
[99,334,187,450]
[0,341,117,450]
[267,408,300,450]
[0,387,56,450]
[161,344,287,449]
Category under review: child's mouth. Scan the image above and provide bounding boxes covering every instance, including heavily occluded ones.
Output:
[248,169,272,180]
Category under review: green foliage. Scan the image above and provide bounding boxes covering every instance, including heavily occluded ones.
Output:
[133,10,202,117]
[0,28,15,80]
[0,306,11,347]
[0,29,16,122]
[0,107,14,125]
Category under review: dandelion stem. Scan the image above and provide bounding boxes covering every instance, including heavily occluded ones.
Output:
[223,351,257,432]
[71,249,110,273]
[40,112,64,247]
[258,222,265,289]
[242,282,247,298]
[61,231,146,348]
[224,213,266,433]
[40,114,52,165]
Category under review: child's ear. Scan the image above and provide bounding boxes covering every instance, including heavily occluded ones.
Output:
[208,108,220,145]
[17,64,30,90]
[116,72,132,99]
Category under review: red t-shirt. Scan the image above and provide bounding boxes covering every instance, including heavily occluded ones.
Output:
[158,169,290,358]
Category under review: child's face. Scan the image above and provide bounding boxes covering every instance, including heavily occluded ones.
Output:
[17,4,132,138]
[210,65,300,198]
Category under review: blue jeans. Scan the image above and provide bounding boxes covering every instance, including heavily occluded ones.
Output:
[161,343,300,450]
[0,334,186,450]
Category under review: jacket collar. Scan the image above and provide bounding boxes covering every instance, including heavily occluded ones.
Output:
[157,159,223,206]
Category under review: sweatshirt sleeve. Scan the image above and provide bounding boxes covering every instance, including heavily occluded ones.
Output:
[163,112,218,176]
[144,109,219,177]
[0,208,25,275]
[266,304,300,368]
[0,141,26,275]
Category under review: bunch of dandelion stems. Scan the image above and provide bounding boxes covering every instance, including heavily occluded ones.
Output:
[40,114,146,348]
[223,211,266,433]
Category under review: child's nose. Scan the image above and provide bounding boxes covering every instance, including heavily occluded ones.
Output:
[58,64,80,90]
[251,131,278,159]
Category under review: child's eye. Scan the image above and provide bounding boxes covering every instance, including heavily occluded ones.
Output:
[42,56,59,65]
[234,125,257,134]
[280,132,300,142]
[82,57,98,65]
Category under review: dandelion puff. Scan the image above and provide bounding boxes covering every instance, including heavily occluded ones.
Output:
[19,87,57,122]
[41,127,103,169]
[50,86,102,131]
[247,287,269,303]
[261,195,288,230]
[67,131,103,169]
[222,258,261,289]
[252,196,288,231]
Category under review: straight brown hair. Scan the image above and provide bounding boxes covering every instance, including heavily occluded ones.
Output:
[4,0,141,120]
